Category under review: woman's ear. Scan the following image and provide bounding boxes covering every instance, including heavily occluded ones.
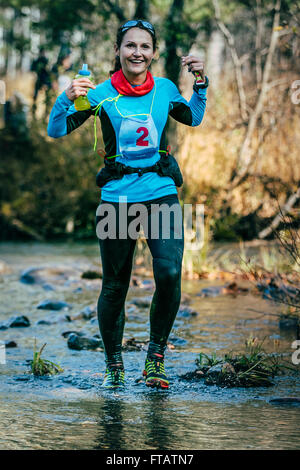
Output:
[114,43,119,56]
[153,48,159,61]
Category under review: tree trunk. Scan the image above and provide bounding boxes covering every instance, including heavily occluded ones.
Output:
[206,29,225,90]
[134,0,149,20]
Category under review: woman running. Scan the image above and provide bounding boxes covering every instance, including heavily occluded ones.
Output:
[48,19,208,389]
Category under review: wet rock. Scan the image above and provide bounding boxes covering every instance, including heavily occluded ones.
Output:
[36,314,71,326]
[198,286,224,297]
[222,362,236,374]
[42,283,56,291]
[89,317,98,325]
[207,363,224,377]
[5,340,17,348]
[71,305,96,321]
[37,299,72,311]
[67,333,103,350]
[81,270,102,279]
[62,330,85,338]
[0,315,30,329]
[131,276,154,289]
[9,315,31,327]
[73,287,83,293]
[129,297,152,309]
[222,282,249,296]
[122,337,147,351]
[269,397,300,405]
[36,319,52,326]
[20,267,40,284]
[126,305,138,316]
[180,292,192,305]
[177,306,198,318]
[14,375,31,382]
[198,283,249,298]
[179,370,205,381]
[140,279,154,289]
[168,335,187,346]
[20,266,84,288]
[279,315,299,330]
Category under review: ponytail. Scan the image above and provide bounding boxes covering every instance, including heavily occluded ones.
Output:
[110,55,121,76]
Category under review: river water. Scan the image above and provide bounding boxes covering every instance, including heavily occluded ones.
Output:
[0,241,299,450]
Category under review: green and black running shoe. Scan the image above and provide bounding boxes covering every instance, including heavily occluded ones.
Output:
[143,353,169,389]
[101,366,125,389]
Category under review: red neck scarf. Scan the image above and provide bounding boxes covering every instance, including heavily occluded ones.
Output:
[111,69,154,96]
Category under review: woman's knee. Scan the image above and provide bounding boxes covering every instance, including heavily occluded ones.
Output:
[153,258,181,287]
[100,278,129,301]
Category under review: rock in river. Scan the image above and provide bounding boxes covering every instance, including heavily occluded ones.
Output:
[5,340,17,348]
[36,314,72,325]
[37,299,72,311]
[177,306,198,318]
[270,397,300,405]
[0,315,30,329]
[67,333,103,350]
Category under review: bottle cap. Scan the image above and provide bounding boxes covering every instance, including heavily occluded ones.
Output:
[78,64,91,76]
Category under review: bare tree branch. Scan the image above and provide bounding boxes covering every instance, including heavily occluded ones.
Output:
[102,0,126,23]
[259,187,300,239]
[228,0,281,189]
[255,0,263,86]
[212,0,248,122]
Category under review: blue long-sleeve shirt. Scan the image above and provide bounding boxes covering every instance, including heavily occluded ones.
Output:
[47,76,207,202]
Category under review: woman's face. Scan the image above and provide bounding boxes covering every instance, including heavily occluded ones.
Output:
[115,27,155,79]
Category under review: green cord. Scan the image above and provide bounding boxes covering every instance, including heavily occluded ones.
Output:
[92,83,157,155]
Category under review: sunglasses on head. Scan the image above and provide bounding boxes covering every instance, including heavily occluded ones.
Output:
[121,20,155,35]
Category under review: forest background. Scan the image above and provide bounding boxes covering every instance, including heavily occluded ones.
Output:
[0,0,299,244]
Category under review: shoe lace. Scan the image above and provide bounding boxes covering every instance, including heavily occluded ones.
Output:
[106,367,124,382]
[146,354,166,375]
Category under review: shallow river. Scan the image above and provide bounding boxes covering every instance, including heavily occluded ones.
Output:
[0,242,299,450]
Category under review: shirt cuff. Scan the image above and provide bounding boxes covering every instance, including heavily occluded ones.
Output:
[58,90,74,107]
[193,87,207,98]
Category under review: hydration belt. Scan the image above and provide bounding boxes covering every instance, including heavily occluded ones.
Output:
[96,152,183,188]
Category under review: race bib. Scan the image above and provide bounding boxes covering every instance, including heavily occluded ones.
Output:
[119,114,158,161]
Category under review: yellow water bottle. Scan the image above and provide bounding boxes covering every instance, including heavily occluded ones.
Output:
[74,64,93,111]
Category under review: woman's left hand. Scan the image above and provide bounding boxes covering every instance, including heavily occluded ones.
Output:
[181,56,205,81]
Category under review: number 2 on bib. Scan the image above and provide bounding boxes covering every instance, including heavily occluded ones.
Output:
[136,127,149,147]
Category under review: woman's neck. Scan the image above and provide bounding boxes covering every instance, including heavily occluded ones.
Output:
[122,69,147,85]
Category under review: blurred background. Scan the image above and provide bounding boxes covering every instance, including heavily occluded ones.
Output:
[0,0,299,246]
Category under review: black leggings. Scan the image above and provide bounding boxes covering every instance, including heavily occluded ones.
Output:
[95,193,184,367]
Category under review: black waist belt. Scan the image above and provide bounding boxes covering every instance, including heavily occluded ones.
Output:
[96,153,183,188]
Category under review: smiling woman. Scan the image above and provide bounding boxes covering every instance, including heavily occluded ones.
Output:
[47,19,209,391]
[113,26,156,84]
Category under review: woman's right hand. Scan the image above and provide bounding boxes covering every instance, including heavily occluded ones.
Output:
[65,78,96,101]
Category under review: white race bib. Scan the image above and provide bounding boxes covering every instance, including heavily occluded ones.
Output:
[119,114,158,161]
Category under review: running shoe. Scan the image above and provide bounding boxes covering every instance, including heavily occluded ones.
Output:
[143,353,169,389]
[101,366,125,389]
